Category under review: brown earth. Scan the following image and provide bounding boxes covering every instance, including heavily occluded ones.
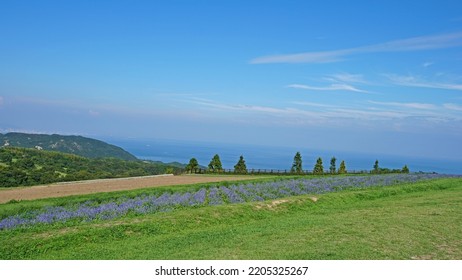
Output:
[0,174,260,203]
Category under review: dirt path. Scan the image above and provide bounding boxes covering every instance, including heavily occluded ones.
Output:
[0,174,260,203]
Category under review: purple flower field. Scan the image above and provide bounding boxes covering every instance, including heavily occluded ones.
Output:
[0,173,458,230]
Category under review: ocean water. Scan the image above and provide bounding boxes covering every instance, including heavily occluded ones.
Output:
[107,138,462,175]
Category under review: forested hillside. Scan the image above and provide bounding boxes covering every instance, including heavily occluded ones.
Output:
[0,147,182,188]
[0,133,137,160]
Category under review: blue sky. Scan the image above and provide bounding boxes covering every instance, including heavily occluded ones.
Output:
[1,0,462,160]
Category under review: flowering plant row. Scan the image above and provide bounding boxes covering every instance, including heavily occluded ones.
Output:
[0,174,457,230]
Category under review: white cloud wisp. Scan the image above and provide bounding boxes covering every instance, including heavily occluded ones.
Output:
[250,31,462,64]
[385,74,462,91]
[287,83,369,93]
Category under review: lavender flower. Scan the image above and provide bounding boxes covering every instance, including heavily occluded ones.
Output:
[221,186,245,203]
[207,188,225,205]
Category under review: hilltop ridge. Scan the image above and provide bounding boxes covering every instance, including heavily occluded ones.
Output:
[0,132,137,161]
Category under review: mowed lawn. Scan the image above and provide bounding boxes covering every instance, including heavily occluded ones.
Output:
[1,178,461,259]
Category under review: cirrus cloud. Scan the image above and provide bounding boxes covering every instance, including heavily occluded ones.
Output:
[287,83,369,93]
[250,31,462,64]
[385,74,462,91]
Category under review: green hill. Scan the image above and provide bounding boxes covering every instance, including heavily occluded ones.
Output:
[0,132,137,161]
[0,147,182,188]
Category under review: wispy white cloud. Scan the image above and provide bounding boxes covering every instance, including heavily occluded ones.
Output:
[368,100,437,110]
[193,97,462,124]
[251,49,350,64]
[189,98,316,116]
[288,73,371,94]
[250,31,462,64]
[385,74,462,91]
[330,108,408,119]
[325,73,369,84]
[186,97,462,129]
[444,103,462,111]
[288,83,369,93]
[291,101,340,109]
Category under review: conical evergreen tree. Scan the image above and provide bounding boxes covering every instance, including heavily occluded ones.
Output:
[373,160,379,174]
[402,165,409,173]
[330,157,337,174]
[313,157,324,175]
[234,155,247,174]
[291,152,303,174]
[338,160,347,174]
[208,154,223,172]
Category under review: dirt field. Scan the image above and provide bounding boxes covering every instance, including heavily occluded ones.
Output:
[0,174,260,203]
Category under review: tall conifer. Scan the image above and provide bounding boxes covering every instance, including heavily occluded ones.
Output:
[291,152,303,174]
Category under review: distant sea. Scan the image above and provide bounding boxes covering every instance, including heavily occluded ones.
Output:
[106,138,462,175]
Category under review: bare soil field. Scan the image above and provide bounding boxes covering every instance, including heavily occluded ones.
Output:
[0,174,259,203]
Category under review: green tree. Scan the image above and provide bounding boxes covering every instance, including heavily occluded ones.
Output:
[0,149,13,163]
[329,156,337,174]
[372,160,379,174]
[291,152,303,174]
[185,158,199,173]
[18,157,35,169]
[313,157,324,175]
[208,154,223,172]
[0,168,27,187]
[234,155,247,174]
[402,165,409,174]
[338,160,347,174]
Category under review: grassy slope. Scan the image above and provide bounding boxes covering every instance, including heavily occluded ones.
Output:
[0,178,461,260]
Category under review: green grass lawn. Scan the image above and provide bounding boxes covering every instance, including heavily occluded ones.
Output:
[0,178,461,259]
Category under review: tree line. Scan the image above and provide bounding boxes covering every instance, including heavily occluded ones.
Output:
[185,152,409,175]
[185,154,248,174]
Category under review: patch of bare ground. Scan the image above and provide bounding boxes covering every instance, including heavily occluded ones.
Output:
[255,199,290,210]
[0,174,258,203]
[34,227,79,240]
[255,196,318,210]
[411,254,435,260]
